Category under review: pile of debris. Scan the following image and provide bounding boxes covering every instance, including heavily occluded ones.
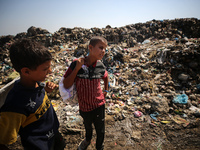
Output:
[1,17,200,129]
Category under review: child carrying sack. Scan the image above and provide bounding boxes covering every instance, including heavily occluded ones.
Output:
[59,76,78,105]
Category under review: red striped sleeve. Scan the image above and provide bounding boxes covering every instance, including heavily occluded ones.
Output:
[102,70,108,79]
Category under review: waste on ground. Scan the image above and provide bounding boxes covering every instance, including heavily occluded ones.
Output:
[1,18,200,150]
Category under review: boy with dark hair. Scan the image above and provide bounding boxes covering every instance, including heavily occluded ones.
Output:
[63,36,108,150]
[0,39,65,150]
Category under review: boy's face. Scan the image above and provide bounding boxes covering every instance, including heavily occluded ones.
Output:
[89,41,107,60]
[29,60,52,82]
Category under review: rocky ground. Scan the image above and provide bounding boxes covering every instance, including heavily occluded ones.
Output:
[1,18,200,149]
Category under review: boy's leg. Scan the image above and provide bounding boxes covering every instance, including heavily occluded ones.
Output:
[51,131,66,150]
[79,110,93,142]
[93,105,105,150]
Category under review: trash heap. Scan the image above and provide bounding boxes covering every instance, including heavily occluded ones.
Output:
[0,18,200,130]
[103,38,200,122]
[48,36,200,133]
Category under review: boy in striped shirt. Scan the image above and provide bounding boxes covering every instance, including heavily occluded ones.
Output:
[63,36,108,150]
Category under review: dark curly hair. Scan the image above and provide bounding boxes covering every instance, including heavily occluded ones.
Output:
[89,36,107,47]
[9,38,52,73]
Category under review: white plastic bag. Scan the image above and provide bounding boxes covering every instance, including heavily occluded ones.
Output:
[59,76,78,105]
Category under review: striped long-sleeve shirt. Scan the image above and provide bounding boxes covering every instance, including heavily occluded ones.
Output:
[64,59,108,112]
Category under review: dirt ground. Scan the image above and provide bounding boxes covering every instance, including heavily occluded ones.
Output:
[7,99,200,150]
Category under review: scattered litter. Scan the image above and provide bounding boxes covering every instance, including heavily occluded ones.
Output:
[150,112,159,121]
[172,94,188,104]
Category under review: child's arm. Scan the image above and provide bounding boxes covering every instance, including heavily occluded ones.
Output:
[103,75,109,98]
[0,112,24,149]
[63,57,84,89]
[44,82,58,93]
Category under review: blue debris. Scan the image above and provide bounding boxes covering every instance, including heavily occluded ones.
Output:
[172,94,188,104]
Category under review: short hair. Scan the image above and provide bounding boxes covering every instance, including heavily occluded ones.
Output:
[89,36,107,47]
[9,39,52,73]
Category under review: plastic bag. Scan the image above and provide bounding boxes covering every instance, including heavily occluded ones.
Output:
[59,76,78,105]
[189,105,200,117]
[172,94,188,104]
[134,111,143,118]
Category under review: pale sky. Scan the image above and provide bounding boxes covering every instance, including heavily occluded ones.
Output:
[0,0,200,36]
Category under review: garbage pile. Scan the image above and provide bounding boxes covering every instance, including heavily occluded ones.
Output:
[0,18,200,129]
[50,36,200,132]
[103,38,200,121]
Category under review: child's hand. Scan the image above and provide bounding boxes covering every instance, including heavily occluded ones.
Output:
[45,81,58,93]
[75,57,85,70]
